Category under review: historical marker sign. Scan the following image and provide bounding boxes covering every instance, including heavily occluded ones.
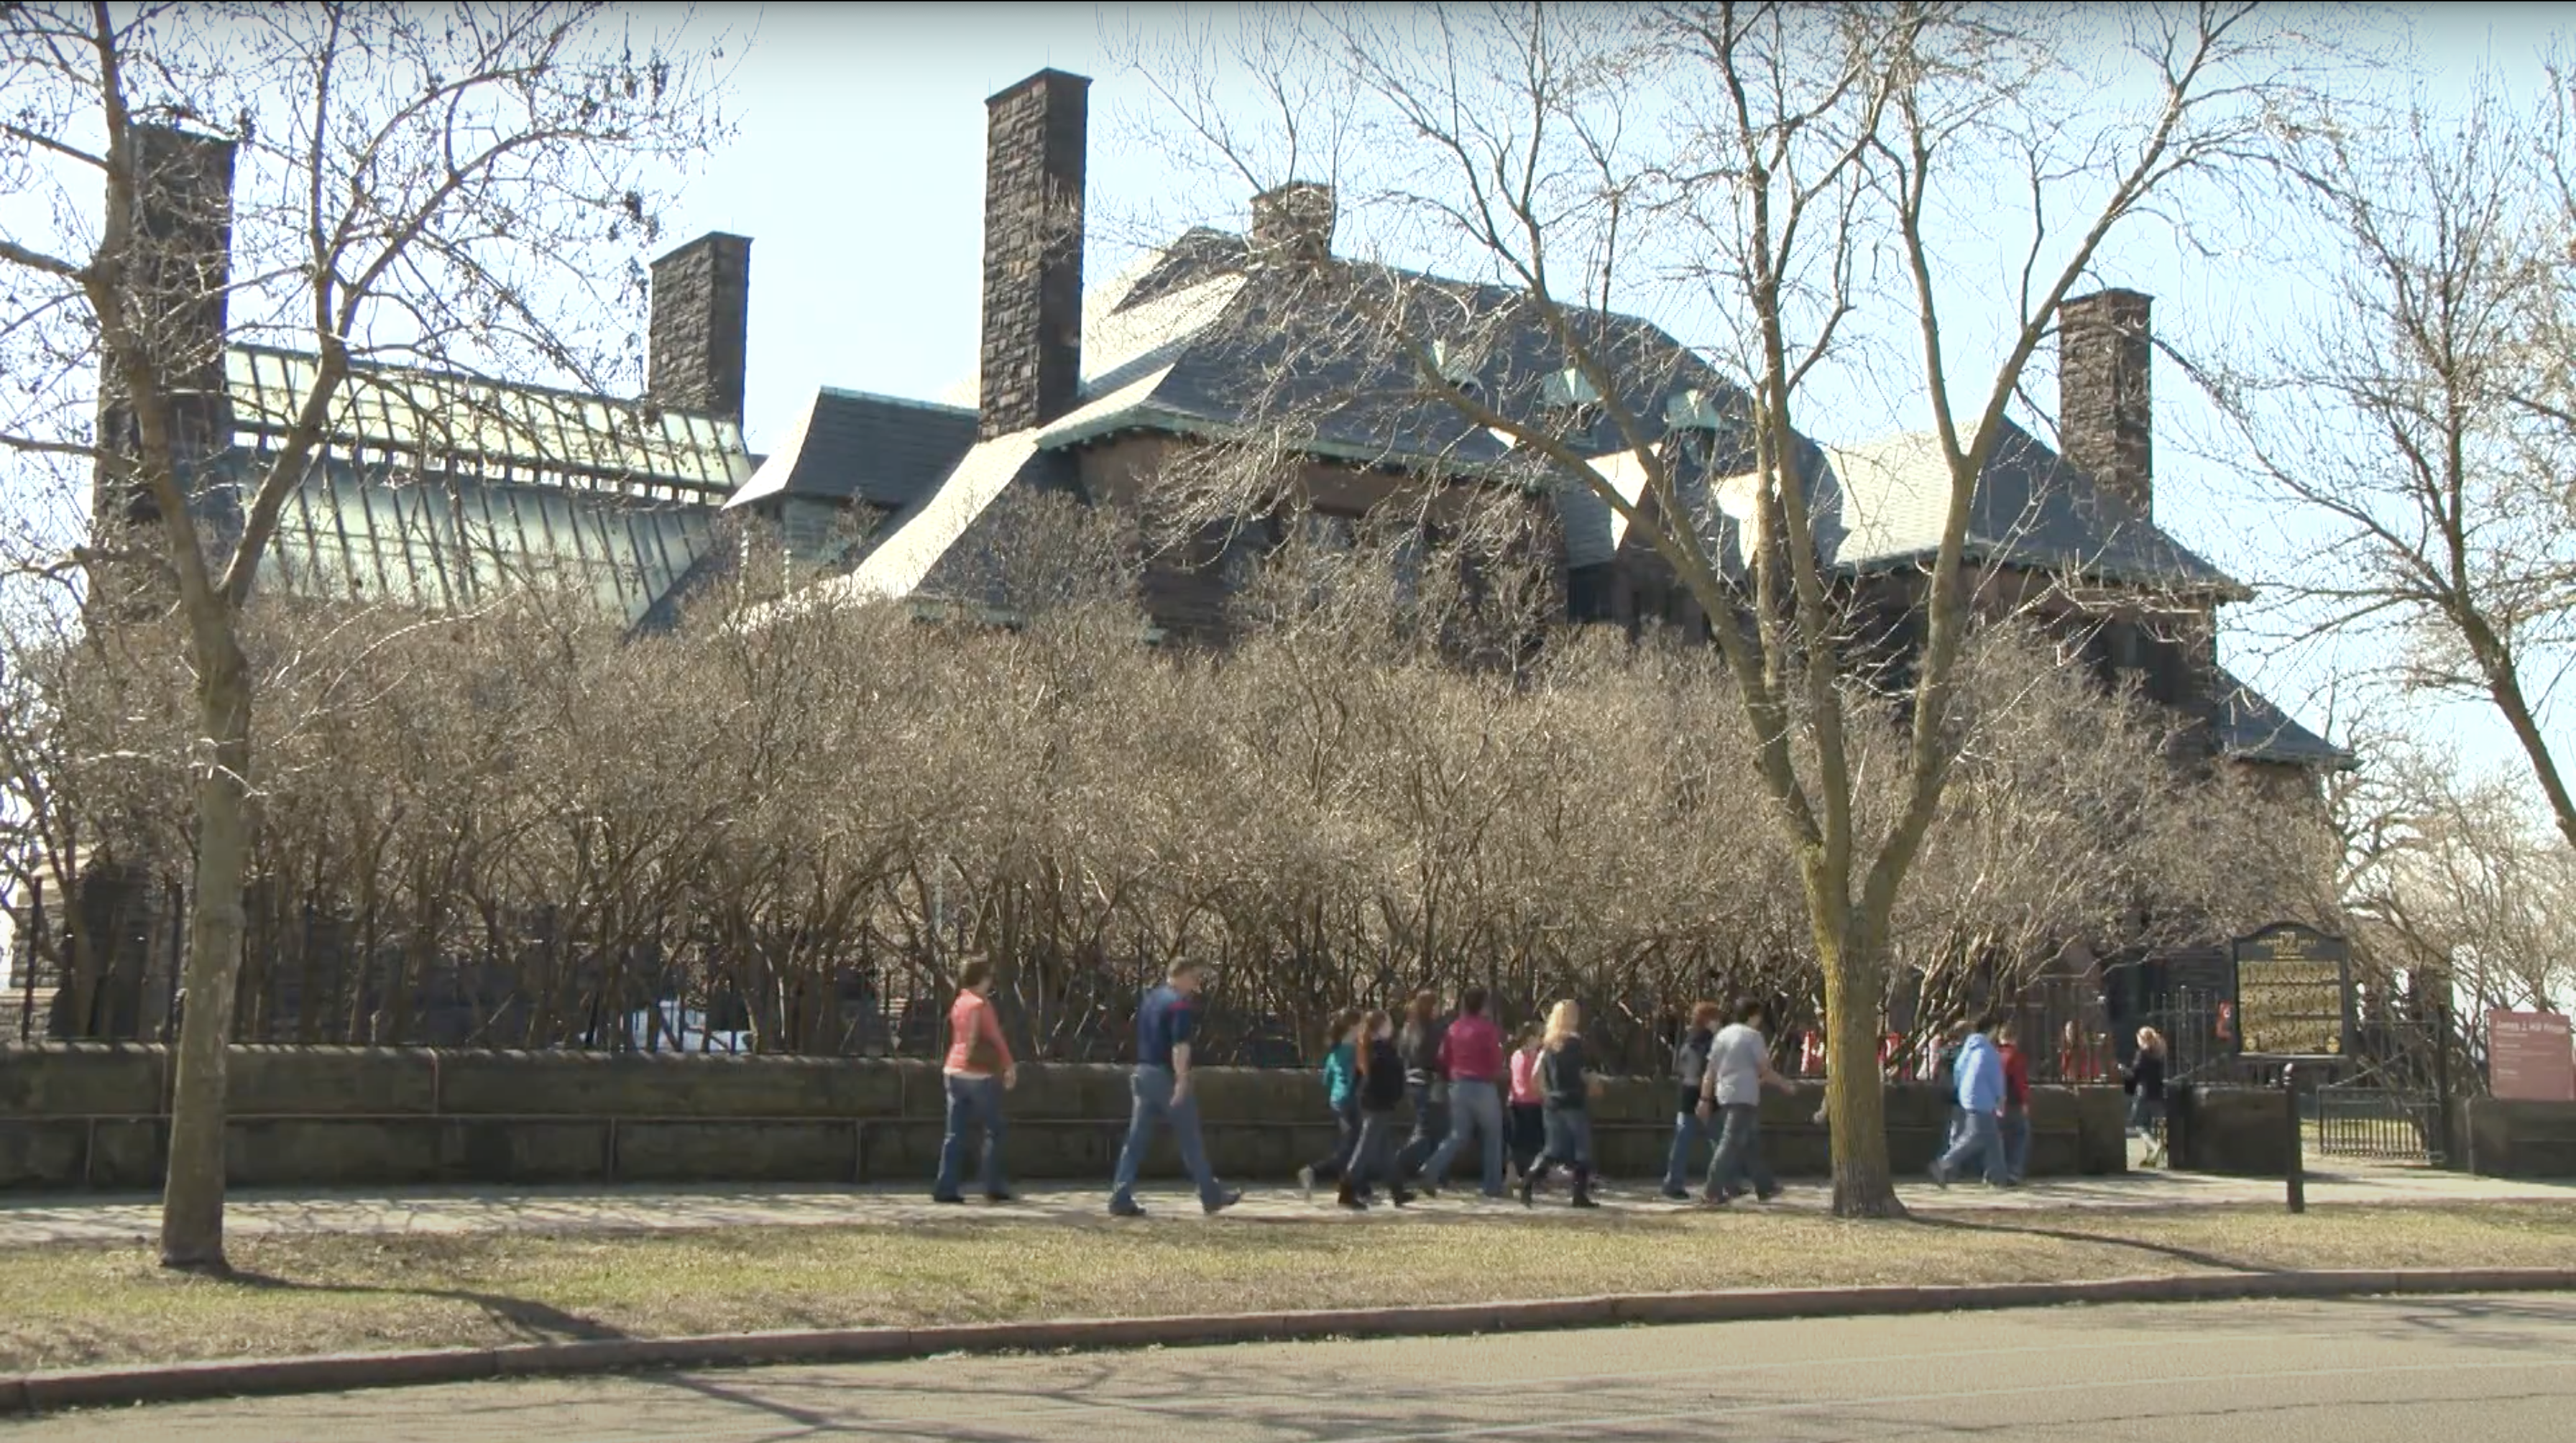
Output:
[2232,922,2351,1057]
[2488,1010,2576,1102]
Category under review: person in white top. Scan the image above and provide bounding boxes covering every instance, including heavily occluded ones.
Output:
[1695,997,1796,1204]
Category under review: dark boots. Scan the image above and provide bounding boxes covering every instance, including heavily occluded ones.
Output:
[1336,1177,1368,1211]
[1569,1164,1598,1209]
[1517,1158,1550,1207]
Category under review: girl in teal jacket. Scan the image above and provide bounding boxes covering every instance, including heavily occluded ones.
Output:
[1299,1008,1364,1200]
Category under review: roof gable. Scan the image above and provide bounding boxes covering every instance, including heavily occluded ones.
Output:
[1822,420,2241,596]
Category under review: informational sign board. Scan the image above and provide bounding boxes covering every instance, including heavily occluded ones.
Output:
[2488,1010,2576,1102]
[2232,922,2352,1057]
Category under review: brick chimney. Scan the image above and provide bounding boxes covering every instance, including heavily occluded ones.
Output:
[2058,288,2153,520]
[1250,181,1335,267]
[99,124,238,527]
[648,231,753,425]
[979,69,1090,441]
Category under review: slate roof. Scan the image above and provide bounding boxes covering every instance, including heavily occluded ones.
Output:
[1819,423,2244,598]
[1028,230,1752,481]
[2207,667,2355,770]
[723,389,978,511]
[810,364,1184,607]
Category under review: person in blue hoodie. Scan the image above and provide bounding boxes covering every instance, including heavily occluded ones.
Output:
[1928,1015,2010,1188]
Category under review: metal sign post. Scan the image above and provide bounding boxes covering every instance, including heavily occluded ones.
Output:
[2282,1062,2305,1214]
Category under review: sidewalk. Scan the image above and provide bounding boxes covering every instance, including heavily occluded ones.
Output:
[6,1161,2567,1248]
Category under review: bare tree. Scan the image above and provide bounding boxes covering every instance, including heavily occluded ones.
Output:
[2204,69,2576,854]
[0,2,729,1271]
[2329,719,2576,1024]
[1119,1,2315,1213]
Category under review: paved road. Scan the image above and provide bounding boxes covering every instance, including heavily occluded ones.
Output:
[12,1294,2576,1441]
[7,1163,2565,1247]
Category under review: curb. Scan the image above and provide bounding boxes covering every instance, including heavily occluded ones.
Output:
[9,1266,2574,1416]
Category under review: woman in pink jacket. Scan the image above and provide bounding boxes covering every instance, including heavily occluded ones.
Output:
[1506,1021,1546,1184]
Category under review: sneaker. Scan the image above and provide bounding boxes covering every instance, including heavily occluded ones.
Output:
[985,1190,1016,1204]
[1337,1191,1369,1212]
[1660,1186,1692,1202]
[1391,1186,1415,1209]
[1517,1176,1535,1207]
[932,1192,966,1205]
[1108,1199,1147,1218]
[1569,1193,1601,1209]
[1701,1187,1734,1206]
[1753,1186,1780,1204]
[1203,1189,1243,1215]
[1927,1165,1951,1190]
[1298,1165,1317,1202]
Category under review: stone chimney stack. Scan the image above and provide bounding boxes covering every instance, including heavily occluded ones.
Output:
[979,68,1090,441]
[100,124,238,528]
[648,231,753,425]
[2058,288,2154,520]
[1249,182,1335,268]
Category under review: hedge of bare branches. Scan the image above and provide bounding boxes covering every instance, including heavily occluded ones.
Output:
[1,502,2332,1070]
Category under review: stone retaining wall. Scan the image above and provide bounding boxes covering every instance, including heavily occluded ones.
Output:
[2459,1097,2576,1179]
[0,1045,2129,1191]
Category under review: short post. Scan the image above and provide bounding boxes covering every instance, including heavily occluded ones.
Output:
[2281,1061,2305,1214]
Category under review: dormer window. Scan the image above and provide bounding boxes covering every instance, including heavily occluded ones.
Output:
[1666,388,1724,430]
[1540,367,1604,435]
[1540,367,1603,409]
[1429,339,1486,400]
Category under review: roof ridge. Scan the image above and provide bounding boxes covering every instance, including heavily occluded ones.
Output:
[223,341,737,426]
[816,386,976,416]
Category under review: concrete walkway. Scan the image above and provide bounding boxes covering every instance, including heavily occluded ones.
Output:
[6,1161,2567,1248]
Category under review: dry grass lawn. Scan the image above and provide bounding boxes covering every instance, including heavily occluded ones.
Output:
[5,1202,2572,1373]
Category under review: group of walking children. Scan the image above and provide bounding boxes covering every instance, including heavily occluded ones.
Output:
[1295,989,1614,1208]
[1295,991,1798,1210]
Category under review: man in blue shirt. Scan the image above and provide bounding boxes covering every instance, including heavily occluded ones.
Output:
[1928,1015,2010,1188]
[1110,960,1243,1217]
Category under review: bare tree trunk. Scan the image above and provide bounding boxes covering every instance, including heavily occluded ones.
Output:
[161,640,252,1273]
[1819,926,1898,1217]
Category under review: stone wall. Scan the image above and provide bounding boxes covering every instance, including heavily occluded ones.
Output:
[2168,1084,2294,1176]
[2458,1097,2576,1180]
[0,1045,2128,1192]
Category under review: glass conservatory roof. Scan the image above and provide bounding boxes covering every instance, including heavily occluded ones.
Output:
[224,346,751,503]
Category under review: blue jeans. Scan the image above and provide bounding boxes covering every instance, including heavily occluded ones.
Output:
[1662,1107,1708,1192]
[1394,1082,1447,1179]
[1935,1109,2009,1186]
[1350,1107,1402,1191]
[1309,1099,1361,1181]
[2002,1105,2031,1183]
[934,1072,1006,1199]
[1537,1106,1592,1168]
[1426,1079,1507,1195]
[1707,1103,1777,1199]
[1110,1065,1224,1209]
